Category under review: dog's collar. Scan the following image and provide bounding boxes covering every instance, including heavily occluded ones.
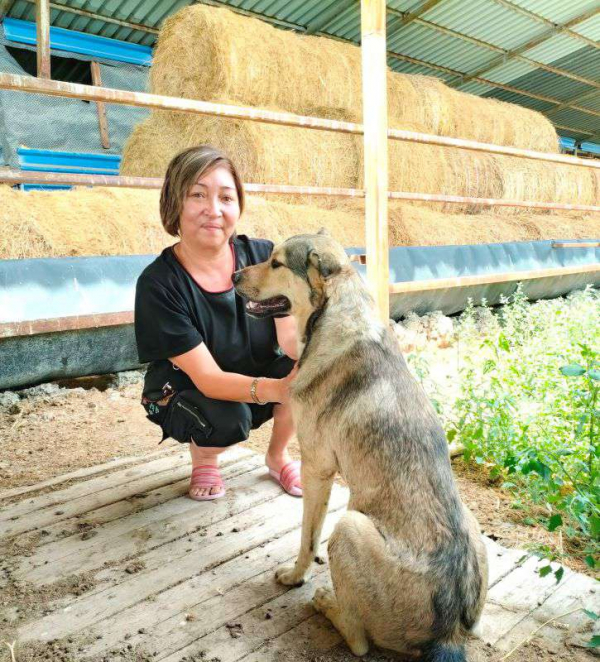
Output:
[298,300,327,367]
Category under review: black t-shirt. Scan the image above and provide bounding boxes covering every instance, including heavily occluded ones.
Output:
[135,235,282,398]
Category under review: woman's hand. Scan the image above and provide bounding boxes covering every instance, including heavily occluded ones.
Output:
[259,364,298,404]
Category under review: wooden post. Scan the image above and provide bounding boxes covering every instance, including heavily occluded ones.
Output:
[361,0,390,322]
[36,0,51,79]
[91,62,110,149]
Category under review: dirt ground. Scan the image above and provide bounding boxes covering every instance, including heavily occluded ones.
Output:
[1,370,597,662]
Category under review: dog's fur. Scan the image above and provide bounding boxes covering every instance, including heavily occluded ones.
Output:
[234,232,488,660]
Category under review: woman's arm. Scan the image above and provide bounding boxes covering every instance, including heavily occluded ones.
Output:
[274,316,299,360]
[171,343,292,404]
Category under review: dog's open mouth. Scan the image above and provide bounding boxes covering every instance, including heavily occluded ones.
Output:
[245,296,291,318]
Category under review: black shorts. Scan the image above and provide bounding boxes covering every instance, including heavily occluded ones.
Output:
[142,355,294,448]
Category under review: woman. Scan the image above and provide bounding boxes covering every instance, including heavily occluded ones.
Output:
[135,145,301,501]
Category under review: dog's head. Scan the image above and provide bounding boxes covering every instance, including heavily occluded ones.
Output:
[233,229,350,319]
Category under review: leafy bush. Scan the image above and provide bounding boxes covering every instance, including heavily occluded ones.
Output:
[418,286,599,566]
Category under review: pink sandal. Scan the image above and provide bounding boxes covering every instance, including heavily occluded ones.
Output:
[268,461,303,498]
[189,465,225,501]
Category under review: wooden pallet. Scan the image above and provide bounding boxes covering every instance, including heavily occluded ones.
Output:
[1,447,597,661]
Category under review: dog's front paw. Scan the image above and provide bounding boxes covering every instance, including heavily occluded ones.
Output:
[312,587,335,614]
[275,563,308,587]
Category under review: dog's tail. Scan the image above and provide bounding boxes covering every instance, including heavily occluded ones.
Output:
[422,642,467,662]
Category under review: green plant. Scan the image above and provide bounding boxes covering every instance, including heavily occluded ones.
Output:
[415,287,600,566]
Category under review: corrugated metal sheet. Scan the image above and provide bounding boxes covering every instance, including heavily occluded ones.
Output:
[515,0,599,26]
[573,13,600,40]
[578,94,600,113]
[424,0,545,51]
[2,0,599,148]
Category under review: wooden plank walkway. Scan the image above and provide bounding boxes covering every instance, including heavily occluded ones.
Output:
[1,448,597,661]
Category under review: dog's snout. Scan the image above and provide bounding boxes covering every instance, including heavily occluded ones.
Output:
[232,270,242,285]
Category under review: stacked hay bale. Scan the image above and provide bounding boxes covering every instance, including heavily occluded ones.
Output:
[1,184,597,260]
[3,3,598,263]
[121,4,598,214]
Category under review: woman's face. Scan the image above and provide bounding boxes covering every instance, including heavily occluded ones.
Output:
[179,166,240,251]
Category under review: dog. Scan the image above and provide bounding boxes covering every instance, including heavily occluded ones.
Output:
[233,231,487,661]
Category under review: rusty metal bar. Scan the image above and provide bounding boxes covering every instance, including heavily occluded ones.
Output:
[387,191,600,212]
[2,170,600,212]
[244,183,363,197]
[0,169,163,189]
[552,241,600,249]
[389,264,600,294]
[3,264,598,339]
[387,128,600,168]
[1,73,599,170]
[0,73,362,134]
[36,0,51,79]
[0,311,134,339]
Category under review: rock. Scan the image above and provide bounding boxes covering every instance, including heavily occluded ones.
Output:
[392,321,425,353]
[473,307,500,335]
[113,370,145,388]
[0,391,20,410]
[19,383,65,399]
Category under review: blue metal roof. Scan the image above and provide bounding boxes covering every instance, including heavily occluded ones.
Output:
[2,0,599,149]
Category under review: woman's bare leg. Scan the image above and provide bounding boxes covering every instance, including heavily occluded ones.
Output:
[265,402,296,474]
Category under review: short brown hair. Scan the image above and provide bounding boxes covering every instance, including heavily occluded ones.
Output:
[159,145,245,237]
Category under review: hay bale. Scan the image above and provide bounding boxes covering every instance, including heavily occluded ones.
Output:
[128,3,592,216]
[0,186,167,259]
[1,185,597,261]
[0,186,365,259]
[151,4,559,152]
[121,110,362,189]
[384,141,504,212]
[150,4,364,121]
[122,110,592,216]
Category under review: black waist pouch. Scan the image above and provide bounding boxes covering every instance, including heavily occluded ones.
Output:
[143,390,213,444]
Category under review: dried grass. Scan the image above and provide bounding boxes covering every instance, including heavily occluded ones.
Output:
[150,4,364,122]
[121,111,595,216]
[151,4,558,152]
[126,5,595,216]
[1,185,598,261]
[120,110,362,188]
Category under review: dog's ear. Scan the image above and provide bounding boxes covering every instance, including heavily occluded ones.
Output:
[317,227,330,237]
[307,249,341,279]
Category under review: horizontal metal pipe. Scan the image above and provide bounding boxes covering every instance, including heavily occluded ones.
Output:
[552,241,600,249]
[387,191,600,212]
[0,311,134,338]
[243,183,363,197]
[386,128,600,169]
[0,73,599,170]
[2,170,600,212]
[0,169,163,189]
[0,73,362,134]
[389,264,600,294]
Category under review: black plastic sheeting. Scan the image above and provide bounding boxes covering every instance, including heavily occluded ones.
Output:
[0,239,598,390]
